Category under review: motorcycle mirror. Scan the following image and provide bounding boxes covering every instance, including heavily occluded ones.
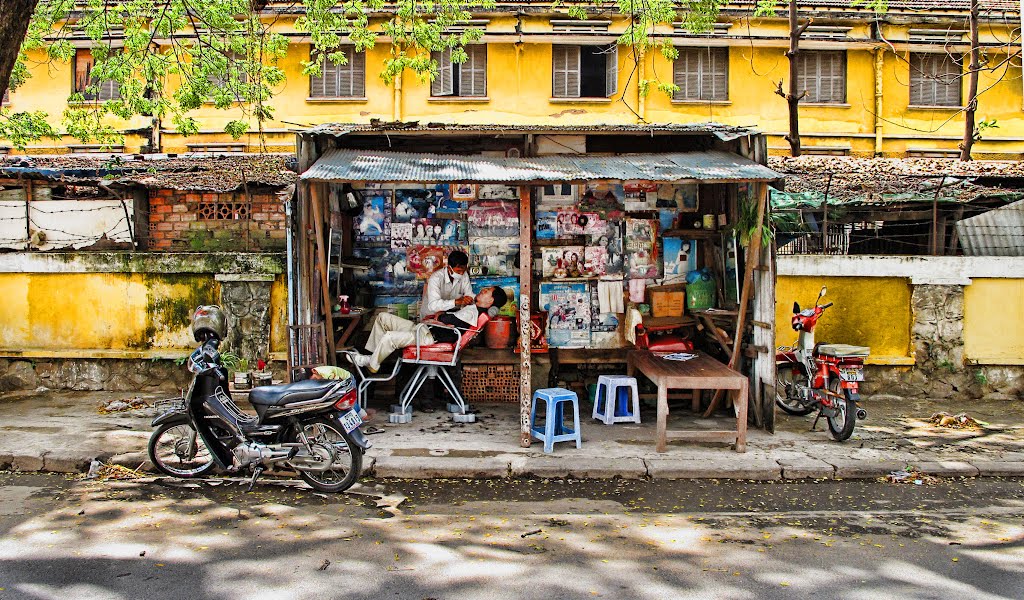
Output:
[793,301,800,314]
[818,286,827,299]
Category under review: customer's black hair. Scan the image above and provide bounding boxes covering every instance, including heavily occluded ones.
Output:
[490,286,508,310]
[447,250,469,268]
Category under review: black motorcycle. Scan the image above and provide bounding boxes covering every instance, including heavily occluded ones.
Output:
[148,335,369,493]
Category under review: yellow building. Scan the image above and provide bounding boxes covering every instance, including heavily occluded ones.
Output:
[3,1,1021,157]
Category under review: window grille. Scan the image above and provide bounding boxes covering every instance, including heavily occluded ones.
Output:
[198,201,251,221]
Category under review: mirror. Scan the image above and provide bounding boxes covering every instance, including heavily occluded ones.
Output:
[793,301,800,314]
[818,286,827,299]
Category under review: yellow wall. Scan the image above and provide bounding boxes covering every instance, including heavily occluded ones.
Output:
[775,275,913,364]
[4,14,1022,156]
[964,278,1024,365]
[0,272,288,357]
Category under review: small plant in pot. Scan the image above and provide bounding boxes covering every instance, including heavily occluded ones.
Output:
[221,353,252,390]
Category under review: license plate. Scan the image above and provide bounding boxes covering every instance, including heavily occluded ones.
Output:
[839,367,864,382]
[339,409,363,433]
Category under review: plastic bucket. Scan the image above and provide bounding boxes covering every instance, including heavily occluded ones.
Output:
[484,316,513,349]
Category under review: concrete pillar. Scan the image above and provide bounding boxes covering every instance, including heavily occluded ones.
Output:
[216,274,275,364]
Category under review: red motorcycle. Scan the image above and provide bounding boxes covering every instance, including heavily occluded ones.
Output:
[776,287,869,441]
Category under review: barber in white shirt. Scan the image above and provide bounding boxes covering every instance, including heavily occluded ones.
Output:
[419,250,473,319]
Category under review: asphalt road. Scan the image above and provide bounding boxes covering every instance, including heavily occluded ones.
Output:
[0,473,1022,600]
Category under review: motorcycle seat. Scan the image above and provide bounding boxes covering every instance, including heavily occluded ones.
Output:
[817,344,870,357]
[248,379,343,407]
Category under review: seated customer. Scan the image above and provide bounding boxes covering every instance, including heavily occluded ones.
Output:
[345,286,507,373]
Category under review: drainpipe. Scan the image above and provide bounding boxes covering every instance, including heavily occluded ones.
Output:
[393,69,404,122]
[637,49,646,124]
[874,47,884,157]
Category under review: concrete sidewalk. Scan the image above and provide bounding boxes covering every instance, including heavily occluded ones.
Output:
[0,388,1022,480]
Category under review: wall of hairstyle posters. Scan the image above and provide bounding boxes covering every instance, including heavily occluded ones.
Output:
[348,182,520,309]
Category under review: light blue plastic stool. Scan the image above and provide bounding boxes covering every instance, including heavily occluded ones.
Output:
[593,375,641,425]
[530,388,582,453]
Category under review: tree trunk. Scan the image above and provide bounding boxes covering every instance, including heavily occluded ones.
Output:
[786,0,802,157]
[0,0,39,101]
[959,0,980,161]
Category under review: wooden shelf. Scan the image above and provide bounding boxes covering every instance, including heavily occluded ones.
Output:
[663,229,721,239]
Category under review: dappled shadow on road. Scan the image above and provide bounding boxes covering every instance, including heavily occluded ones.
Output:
[0,475,1022,599]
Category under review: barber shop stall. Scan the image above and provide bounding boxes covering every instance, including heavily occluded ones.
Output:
[290,124,781,454]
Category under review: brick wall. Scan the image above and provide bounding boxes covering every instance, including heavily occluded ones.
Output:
[147,188,287,251]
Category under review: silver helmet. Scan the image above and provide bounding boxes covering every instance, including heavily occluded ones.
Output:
[191,305,227,342]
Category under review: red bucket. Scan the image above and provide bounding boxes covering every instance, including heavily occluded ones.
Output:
[484,316,514,349]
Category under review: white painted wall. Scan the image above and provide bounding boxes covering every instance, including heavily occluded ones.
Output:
[778,255,1024,285]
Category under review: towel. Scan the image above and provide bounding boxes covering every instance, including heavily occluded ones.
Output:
[628,278,646,304]
[597,280,624,315]
[624,307,644,345]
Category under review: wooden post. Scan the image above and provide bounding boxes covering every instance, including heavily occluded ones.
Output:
[518,184,533,448]
[516,184,532,446]
[310,182,337,362]
[703,182,766,418]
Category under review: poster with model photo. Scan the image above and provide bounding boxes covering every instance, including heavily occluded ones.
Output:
[393,189,435,222]
[477,184,519,201]
[536,211,559,240]
[391,223,412,249]
[355,190,391,243]
[657,183,699,212]
[468,201,519,237]
[433,183,465,215]
[539,282,591,348]
[407,245,467,280]
[557,210,606,237]
[469,238,519,277]
[353,247,419,294]
[541,246,585,278]
[590,220,625,276]
[625,218,660,279]
[584,246,608,277]
[662,238,697,283]
[410,218,465,246]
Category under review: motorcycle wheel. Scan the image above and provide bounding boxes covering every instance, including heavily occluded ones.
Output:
[775,363,815,416]
[148,422,216,478]
[826,379,856,442]
[290,418,363,493]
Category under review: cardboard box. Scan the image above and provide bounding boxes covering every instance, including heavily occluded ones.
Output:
[651,290,685,317]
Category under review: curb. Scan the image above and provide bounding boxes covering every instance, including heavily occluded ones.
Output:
[3,452,1023,481]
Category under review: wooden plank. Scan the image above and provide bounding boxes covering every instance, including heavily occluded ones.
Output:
[309,183,336,361]
[518,184,532,448]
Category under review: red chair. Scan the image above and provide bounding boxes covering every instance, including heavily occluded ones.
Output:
[394,312,490,423]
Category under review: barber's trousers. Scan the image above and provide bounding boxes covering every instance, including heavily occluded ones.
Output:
[364,312,435,371]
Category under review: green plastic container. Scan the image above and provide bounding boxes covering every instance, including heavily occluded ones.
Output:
[686,278,716,311]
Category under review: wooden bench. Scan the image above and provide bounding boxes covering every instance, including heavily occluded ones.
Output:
[627,349,748,453]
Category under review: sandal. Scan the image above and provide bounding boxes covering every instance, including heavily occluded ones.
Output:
[363,425,385,435]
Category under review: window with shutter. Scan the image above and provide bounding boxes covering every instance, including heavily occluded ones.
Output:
[310,46,365,98]
[458,45,487,97]
[552,45,581,98]
[909,53,962,107]
[795,50,845,103]
[207,50,249,92]
[605,45,618,98]
[431,48,455,96]
[673,47,728,101]
[73,49,120,101]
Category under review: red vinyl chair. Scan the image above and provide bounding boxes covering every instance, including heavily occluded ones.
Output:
[394,312,490,423]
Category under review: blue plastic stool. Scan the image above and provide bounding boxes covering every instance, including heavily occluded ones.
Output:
[593,375,641,425]
[530,388,582,453]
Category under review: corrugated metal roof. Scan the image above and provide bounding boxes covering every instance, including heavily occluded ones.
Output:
[957,199,1024,257]
[300,150,780,183]
[302,121,761,142]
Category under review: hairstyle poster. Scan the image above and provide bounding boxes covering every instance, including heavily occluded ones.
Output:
[477,184,519,201]
[539,281,591,348]
[407,245,452,280]
[541,246,585,278]
[353,247,419,294]
[468,201,519,238]
[625,219,659,279]
[472,276,520,317]
[355,190,391,244]
[662,238,697,283]
[391,222,412,249]
[469,238,519,277]
[536,211,559,240]
[433,183,466,214]
[584,246,608,277]
[410,218,465,246]
[393,189,435,222]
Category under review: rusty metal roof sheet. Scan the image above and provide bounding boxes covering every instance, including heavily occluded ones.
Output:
[300,149,780,184]
[957,199,1024,257]
[302,121,761,142]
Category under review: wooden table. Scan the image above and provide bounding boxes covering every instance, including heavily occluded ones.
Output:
[627,350,748,453]
[332,309,366,350]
